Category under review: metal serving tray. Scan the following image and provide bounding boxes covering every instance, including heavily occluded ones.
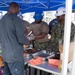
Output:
[32,50,56,60]
[31,50,49,58]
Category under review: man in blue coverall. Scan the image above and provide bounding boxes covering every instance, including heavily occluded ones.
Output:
[0,2,29,75]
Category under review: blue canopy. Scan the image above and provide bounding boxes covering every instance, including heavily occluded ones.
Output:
[0,0,75,13]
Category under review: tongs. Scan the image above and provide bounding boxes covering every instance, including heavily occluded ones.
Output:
[27,31,32,36]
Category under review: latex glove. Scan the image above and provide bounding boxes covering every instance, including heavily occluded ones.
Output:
[27,34,35,41]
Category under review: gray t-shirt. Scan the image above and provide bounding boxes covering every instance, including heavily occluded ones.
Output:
[22,20,30,35]
[29,21,49,42]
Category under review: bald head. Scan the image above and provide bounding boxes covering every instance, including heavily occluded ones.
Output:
[8,2,19,15]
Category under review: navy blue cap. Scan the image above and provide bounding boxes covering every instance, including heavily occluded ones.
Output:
[33,11,44,20]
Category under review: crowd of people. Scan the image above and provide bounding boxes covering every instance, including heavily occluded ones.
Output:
[0,2,75,75]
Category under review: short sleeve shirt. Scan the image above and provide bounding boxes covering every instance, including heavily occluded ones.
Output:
[29,21,49,42]
[21,20,30,35]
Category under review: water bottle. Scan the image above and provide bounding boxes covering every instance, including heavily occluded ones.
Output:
[58,39,63,70]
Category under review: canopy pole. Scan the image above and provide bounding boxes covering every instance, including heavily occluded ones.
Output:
[71,35,75,75]
[62,0,72,75]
